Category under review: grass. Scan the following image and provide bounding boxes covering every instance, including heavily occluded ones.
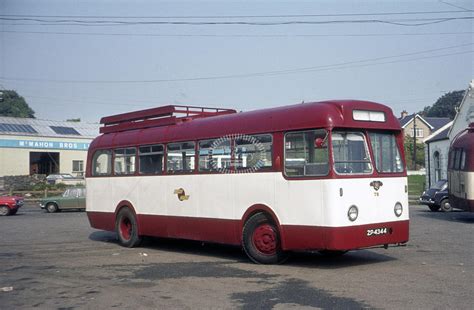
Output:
[408,175,425,196]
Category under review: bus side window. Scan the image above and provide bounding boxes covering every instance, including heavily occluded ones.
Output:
[139,145,164,174]
[92,150,112,176]
[198,139,231,171]
[235,134,273,170]
[114,148,136,175]
[284,129,329,177]
[167,142,195,173]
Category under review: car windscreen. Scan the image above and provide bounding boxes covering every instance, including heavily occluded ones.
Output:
[432,180,447,190]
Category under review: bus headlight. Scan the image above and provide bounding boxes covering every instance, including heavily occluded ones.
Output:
[394,202,403,217]
[348,205,358,222]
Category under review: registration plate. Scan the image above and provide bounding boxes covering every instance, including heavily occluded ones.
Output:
[366,227,391,236]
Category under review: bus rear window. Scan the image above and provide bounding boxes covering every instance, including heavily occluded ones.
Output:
[92,150,112,176]
[369,132,404,173]
[332,132,372,174]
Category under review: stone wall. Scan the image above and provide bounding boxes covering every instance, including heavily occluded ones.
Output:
[2,175,47,191]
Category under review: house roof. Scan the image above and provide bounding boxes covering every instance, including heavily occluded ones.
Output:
[425,126,451,143]
[0,116,99,139]
[398,114,451,132]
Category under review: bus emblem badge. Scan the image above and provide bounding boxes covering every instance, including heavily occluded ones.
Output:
[174,188,190,201]
[370,181,383,191]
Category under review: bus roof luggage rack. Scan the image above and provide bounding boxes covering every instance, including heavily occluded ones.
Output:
[100,105,237,134]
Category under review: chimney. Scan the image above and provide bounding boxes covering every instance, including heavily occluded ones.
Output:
[400,110,408,119]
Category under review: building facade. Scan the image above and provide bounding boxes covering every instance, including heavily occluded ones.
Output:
[424,80,474,188]
[0,117,99,177]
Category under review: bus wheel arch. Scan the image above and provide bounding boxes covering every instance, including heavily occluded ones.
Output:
[241,205,288,264]
[114,201,142,248]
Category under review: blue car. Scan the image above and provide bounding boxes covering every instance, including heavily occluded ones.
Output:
[419,179,452,212]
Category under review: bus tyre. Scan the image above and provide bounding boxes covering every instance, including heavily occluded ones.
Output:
[116,208,142,248]
[429,205,440,212]
[242,213,287,264]
[440,199,452,212]
[46,203,58,213]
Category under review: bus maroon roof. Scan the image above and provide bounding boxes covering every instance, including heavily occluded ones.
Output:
[90,100,401,150]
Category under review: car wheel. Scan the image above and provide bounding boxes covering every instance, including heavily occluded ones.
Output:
[440,199,452,212]
[46,203,58,213]
[0,206,11,216]
[429,205,440,212]
[116,208,142,248]
[242,212,288,264]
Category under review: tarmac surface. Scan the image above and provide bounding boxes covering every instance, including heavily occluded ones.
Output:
[0,202,473,309]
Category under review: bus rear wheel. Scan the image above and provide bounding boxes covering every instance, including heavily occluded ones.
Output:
[242,212,287,264]
[116,208,142,248]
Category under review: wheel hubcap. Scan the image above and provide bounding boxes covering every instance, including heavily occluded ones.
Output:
[120,217,132,240]
[0,207,7,215]
[252,224,277,255]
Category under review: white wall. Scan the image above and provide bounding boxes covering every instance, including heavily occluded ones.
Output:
[449,82,474,140]
[425,139,450,188]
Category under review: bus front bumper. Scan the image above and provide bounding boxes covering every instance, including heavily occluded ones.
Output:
[281,220,409,251]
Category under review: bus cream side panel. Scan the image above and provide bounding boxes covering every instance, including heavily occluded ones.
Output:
[86,178,112,212]
[232,173,277,220]
[274,177,324,226]
[161,175,198,217]
[467,172,474,200]
[136,175,170,215]
[196,174,235,219]
[323,177,408,227]
[111,177,140,212]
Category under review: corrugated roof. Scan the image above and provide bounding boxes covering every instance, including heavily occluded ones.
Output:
[0,116,99,138]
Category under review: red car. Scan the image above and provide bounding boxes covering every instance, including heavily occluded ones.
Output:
[0,195,24,216]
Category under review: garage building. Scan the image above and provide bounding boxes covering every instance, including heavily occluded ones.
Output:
[0,116,99,177]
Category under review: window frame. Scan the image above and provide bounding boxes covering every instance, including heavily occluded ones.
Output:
[166,141,196,174]
[113,147,137,176]
[283,129,330,178]
[331,130,373,176]
[368,131,405,174]
[234,134,274,172]
[138,144,165,175]
[91,149,112,176]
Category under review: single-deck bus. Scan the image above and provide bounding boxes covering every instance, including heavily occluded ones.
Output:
[448,123,474,212]
[86,101,409,264]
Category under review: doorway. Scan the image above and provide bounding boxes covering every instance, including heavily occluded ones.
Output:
[30,152,60,175]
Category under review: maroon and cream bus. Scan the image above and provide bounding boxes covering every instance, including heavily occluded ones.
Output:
[86,100,409,264]
[448,123,474,212]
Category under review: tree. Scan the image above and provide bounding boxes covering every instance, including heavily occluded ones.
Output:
[0,90,35,118]
[422,90,465,119]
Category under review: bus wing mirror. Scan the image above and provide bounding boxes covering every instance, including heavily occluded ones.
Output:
[314,138,326,148]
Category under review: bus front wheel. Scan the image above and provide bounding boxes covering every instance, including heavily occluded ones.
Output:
[116,208,142,248]
[242,212,287,264]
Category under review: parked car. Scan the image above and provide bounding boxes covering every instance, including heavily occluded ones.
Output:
[419,179,452,212]
[46,174,85,185]
[39,187,86,213]
[0,195,24,216]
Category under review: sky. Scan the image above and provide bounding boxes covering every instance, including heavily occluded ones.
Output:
[0,0,473,123]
